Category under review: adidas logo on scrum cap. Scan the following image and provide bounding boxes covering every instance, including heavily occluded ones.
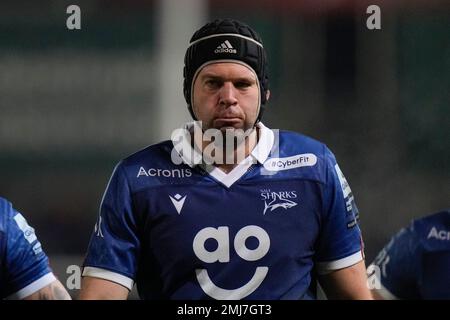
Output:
[214,40,237,54]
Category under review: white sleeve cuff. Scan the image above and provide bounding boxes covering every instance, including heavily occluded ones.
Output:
[316,250,363,275]
[6,272,57,300]
[82,267,134,291]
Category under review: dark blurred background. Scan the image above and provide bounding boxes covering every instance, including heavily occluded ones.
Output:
[0,0,449,298]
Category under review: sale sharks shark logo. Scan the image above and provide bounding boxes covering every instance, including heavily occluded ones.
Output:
[260,189,298,215]
[263,198,297,215]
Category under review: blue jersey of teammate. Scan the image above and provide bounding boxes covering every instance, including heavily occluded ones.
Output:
[83,123,363,299]
[0,197,55,299]
[369,209,450,299]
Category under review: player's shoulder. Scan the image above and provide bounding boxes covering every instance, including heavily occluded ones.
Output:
[278,130,326,152]
[114,140,177,173]
[260,130,336,184]
[0,197,15,232]
[0,196,12,211]
[122,140,174,165]
[111,140,195,190]
[277,130,334,160]
[274,130,338,172]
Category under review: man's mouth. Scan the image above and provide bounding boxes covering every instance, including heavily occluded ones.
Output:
[214,117,242,128]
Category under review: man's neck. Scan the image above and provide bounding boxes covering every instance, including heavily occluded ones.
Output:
[195,127,259,174]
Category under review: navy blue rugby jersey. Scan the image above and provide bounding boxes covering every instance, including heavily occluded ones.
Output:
[0,197,55,299]
[83,123,363,299]
[369,209,450,299]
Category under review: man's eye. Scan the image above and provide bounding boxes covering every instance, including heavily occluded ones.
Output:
[206,80,220,87]
[235,81,251,88]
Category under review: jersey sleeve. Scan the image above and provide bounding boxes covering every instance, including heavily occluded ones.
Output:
[2,201,56,299]
[368,224,421,299]
[82,162,140,290]
[315,147,364,274]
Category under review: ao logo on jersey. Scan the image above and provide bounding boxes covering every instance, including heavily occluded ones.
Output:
[193,225,270,300]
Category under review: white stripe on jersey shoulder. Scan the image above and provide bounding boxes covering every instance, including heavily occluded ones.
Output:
[6,272,56,300]
[82,267,134,291]
[316,250,363,275]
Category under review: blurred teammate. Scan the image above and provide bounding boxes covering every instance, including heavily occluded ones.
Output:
[80,19,371,300]
[368,208,450,299]
[0,197,70,299]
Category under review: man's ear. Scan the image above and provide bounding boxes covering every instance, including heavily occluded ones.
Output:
[265,90,271,102]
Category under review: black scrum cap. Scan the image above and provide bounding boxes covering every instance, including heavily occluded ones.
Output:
[183,19,269,123]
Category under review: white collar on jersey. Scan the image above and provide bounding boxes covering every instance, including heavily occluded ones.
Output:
[171,122,274,187]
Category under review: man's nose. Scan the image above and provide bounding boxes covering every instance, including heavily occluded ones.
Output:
[218,82,238,107]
